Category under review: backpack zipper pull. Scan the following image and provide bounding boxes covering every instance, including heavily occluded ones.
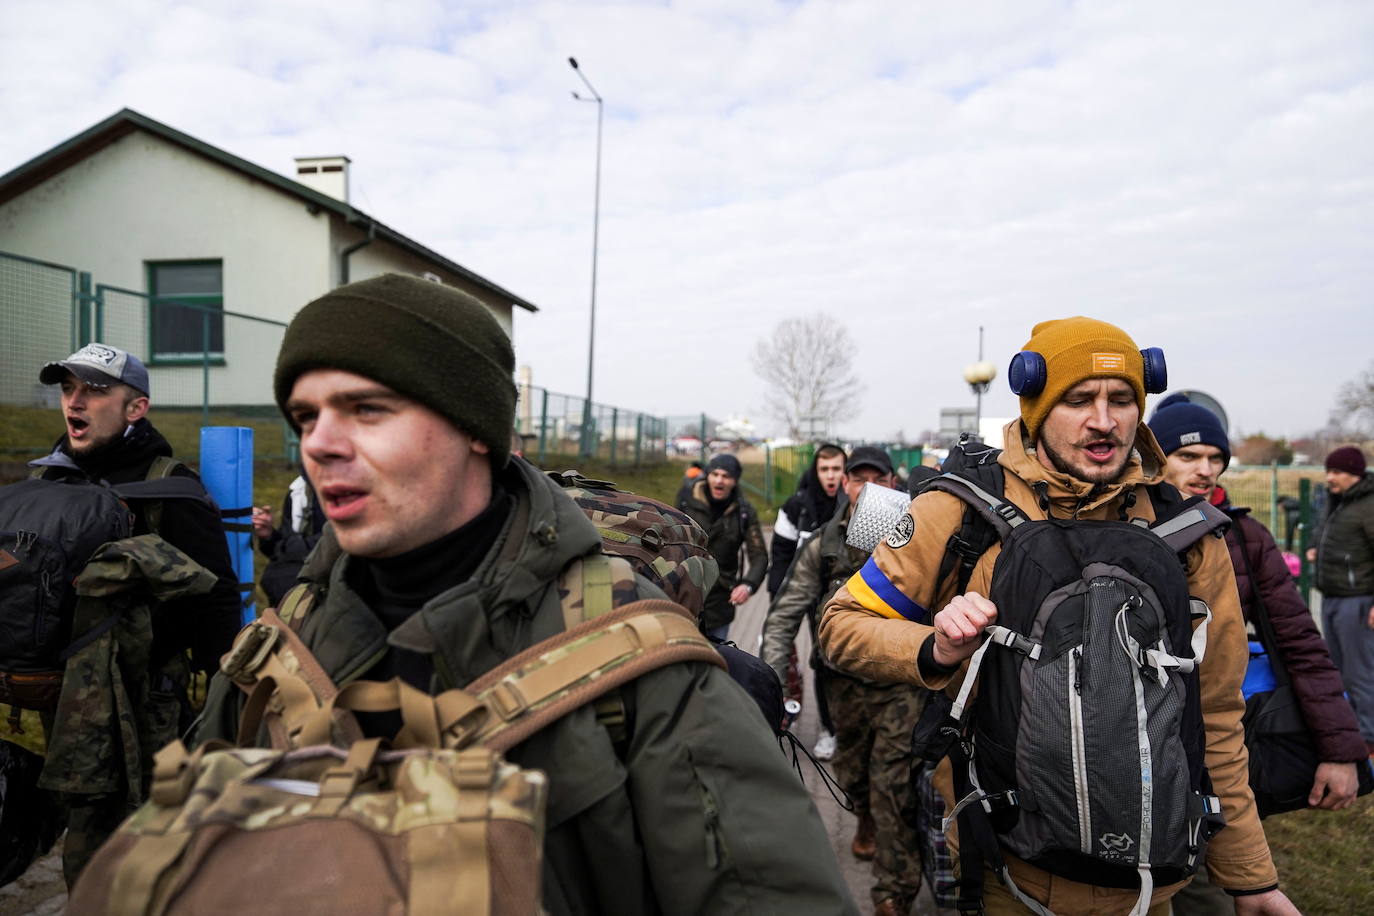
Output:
[1072,647,1083,694]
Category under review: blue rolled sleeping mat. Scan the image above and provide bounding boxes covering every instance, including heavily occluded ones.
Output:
[200,427,255,624]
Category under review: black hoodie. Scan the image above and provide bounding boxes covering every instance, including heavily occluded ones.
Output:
[32,418,241,672]
[767,448,842,595]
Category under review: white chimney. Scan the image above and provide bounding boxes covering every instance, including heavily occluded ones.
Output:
[294,156,350,202]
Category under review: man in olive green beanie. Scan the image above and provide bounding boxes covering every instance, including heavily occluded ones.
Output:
[196,272,854,914]
[274,273,517,468]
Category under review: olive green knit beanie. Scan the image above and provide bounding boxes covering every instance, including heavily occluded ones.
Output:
[274,274,516,468]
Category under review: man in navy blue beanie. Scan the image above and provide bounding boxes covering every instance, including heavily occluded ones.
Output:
[1149,395,1367,916]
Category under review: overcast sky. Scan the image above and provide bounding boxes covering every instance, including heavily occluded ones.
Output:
[3,0,1371,441]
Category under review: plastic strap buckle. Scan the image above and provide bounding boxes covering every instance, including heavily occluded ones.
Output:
[222,622,281,683]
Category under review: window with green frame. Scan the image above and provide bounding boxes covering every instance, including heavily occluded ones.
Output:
[147,260,224,362]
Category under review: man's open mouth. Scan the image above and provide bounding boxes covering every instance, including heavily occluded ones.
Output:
[321,486,368,519]
[67,416,89,434]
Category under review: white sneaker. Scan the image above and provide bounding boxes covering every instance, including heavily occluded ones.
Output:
[813,732,836,760]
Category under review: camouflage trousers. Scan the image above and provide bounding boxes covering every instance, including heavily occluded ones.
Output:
[40,660,189,888]
[824,674,927,909]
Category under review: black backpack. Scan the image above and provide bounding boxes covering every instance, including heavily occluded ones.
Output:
[0,471,211,708]
[914,455,1230,914]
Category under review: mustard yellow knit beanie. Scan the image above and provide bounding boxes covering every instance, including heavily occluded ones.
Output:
[1016,317,1145,442]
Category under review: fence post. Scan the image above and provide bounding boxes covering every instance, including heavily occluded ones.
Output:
[537,389,549,466]
[610,407,619,467]
[1298,477,1312,605]
[764,443,773,505]
[77,271,93,346]
[699,413,707,466]
[201,311,211,425]
[634,414,643,467]
[1269,461,1279,535]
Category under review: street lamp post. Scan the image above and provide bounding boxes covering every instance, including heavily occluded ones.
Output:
[569,56,602,459]
[962,325,997,440]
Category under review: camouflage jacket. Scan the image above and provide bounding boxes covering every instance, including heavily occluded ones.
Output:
[761,502,869,684]
[678,480,769,629]
[41,535,217,802]
[196,457,852,916]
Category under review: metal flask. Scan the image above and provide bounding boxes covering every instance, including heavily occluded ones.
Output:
[845,482,915,554]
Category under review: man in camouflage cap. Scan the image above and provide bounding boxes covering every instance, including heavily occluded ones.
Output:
[195,274,853,914]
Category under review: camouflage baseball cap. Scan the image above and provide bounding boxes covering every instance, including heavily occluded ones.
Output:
[40,343,150,396]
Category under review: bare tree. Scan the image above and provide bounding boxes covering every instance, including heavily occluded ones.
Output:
[1332,359,1374,435]
[752,314,862,440]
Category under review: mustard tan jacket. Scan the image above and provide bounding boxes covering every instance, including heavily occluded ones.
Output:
[819,420,1277,909]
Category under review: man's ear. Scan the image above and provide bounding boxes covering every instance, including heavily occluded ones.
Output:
[471,438,490,455]
[124,395,150,423]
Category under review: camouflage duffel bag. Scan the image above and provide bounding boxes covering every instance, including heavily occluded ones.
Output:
[67,734,547,915]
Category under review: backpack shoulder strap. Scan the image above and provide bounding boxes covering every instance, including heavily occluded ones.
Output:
[922,469,1025,594]
[276,583,320,632]
[1146,490,1230,554]
[556,552,620,631]
[146,456,182,480]
[109,457,202,534]
[220,606,360,749]
[461,598,726,753]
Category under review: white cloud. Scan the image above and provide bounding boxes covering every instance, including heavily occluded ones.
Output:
[2,0,1371,440]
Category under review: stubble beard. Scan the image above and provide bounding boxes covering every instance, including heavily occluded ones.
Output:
[1041,437,1130,486]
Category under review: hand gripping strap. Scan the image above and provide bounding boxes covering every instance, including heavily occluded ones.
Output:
[461,599,726,753]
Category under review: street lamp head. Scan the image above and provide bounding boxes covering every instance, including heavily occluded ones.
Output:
[963,360,997,387]
[569,57,579,69]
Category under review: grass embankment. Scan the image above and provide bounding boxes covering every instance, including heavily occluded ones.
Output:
[1263,793,1374,913]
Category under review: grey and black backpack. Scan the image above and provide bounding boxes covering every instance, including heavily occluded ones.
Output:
[914,460,1230,916]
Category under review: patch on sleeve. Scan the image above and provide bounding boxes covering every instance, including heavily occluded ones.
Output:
[885,513,915,549]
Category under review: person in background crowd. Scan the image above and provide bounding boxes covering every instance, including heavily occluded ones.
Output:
[675,460,706,505]
[678,453,768,641]
[252,470,326,606]
[1309,445,1374,756]
[1150,395,1366,916]
[766,442,846,756]
[762,446,926,916]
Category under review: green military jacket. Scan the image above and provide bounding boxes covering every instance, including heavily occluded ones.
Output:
[760,502,867,685]
[197,457,853,916]
[42,535,217,801]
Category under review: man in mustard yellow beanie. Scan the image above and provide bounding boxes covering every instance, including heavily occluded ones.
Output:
[1012,316,1157,485]
[822,317,1300,915]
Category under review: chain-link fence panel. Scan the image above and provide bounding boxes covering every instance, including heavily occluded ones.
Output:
[518,386,667,467]
[0,252,76,409]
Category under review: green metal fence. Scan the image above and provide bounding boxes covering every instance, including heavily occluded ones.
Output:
[1,249,293,464]
[518,385,668,467]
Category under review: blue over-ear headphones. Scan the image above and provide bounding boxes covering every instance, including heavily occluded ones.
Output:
[1008,347,1168,397]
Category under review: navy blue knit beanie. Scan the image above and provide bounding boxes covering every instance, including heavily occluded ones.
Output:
[1148,393,1231,468]
[707,454,742,479]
